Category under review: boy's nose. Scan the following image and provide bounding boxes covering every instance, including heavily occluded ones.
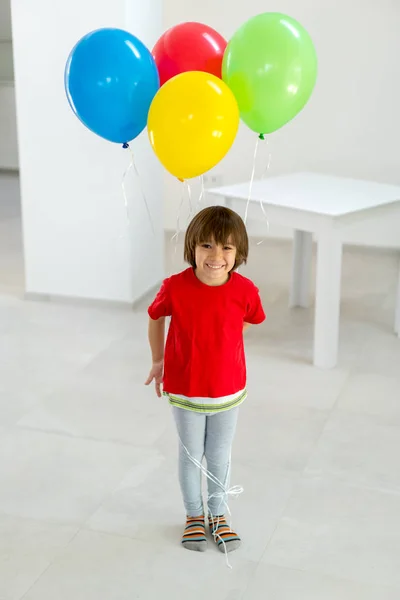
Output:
[211,247,223,260]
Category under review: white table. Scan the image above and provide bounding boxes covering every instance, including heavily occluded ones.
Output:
[208,172,400,368]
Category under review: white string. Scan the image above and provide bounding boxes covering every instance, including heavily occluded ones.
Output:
[121,146,155,235]
[186,181,194,224]
[196,175,205,214]
[179,438,243,569]
[121,151,134,225]
[129,147,155,235]
[244,137,260,225]
[208,463,242,569]
[256,137,272,245]
[132,164,155,236]
[171,183,186,257]
[262,138,272,181]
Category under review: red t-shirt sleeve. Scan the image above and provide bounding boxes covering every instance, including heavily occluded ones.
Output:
[148,278,172,319]
[245,284,266,325]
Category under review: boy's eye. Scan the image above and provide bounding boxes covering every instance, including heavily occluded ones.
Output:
[200,243,235,250]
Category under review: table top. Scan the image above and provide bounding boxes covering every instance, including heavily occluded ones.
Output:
[208,172,400,217]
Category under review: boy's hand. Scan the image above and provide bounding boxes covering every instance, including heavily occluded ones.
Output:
[145,360,164,398]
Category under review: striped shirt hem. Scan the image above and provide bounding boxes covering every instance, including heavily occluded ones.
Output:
[164,390,247,413]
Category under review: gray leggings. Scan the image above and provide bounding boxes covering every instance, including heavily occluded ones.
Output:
[172,406,239,517]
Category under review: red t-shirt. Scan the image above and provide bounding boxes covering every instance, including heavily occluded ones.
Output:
[148,268,266,398]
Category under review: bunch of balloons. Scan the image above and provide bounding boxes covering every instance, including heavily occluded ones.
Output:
[65,14,317,181]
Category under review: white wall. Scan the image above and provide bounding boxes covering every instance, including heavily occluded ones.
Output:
[163,0,400,248]
[12,0,164,302]
[0,0,12,38]
[0,2,17,170]
[0,40,13,79]
[0,83,18,169]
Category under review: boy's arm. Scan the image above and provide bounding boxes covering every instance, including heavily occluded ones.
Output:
[145,317,166,397]
[243,322,251,332]
[148,316,165,362]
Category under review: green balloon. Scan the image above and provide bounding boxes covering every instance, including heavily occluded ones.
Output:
[223,13,318,135]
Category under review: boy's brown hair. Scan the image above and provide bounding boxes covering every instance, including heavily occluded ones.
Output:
[184,206,249,271]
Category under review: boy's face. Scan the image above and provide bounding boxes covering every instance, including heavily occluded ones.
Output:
[194,237,237,286]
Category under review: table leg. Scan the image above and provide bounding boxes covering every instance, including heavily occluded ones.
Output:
[290,230,313,308]
[314,229,343,368]
[395,254,400,338]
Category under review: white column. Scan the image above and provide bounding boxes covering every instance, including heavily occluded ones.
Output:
[314,227,343,368]
[395,255,400,337]
[11,0,163,303]
[289,230,313,308]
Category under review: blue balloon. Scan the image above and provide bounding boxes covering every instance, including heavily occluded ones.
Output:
[65,28,160,144]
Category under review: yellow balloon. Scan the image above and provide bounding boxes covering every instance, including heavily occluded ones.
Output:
[148,71,239,180]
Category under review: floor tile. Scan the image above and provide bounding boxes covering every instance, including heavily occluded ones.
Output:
[356,330,400,379]
[247,353,349,411]
[0,388,40,429]
[244,563,400,599]
[225,464,297,563]
[337,372,400,425]
[262,477,400,588]
[17,375,169,448]
[0,513,77,600]
[0,428,150,524]
[22,529,257,600]
[234,403,327,474]
[87,454,296,564]
[86,452,181,541]
[305,411,400,493]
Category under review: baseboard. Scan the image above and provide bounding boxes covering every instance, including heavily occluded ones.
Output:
[24,291,133,310]
[0,167,19,174]
[24,281,162,311]
[132,281,161,308]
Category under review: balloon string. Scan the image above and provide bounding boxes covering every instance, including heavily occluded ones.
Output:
[172,180,194,248]
[244,137,260,225]
[171,182,186,256]
[262,137,272,181]
[186,181,194,223]
[179,437,243,569]
[128,146,155,235]
[196,175,205,213]
[121,151,134,225]
[256,136,271,245]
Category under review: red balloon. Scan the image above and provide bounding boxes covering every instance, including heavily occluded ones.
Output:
[153,22,227,86]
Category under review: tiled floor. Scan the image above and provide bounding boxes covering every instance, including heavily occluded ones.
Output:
[1,172,400,599]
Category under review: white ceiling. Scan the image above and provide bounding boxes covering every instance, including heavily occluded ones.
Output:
[0,0,12,40]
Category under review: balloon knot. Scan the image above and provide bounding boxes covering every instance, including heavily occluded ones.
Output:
[178,177,184,183]
[122,143,129,149]
[259,133,265,141]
